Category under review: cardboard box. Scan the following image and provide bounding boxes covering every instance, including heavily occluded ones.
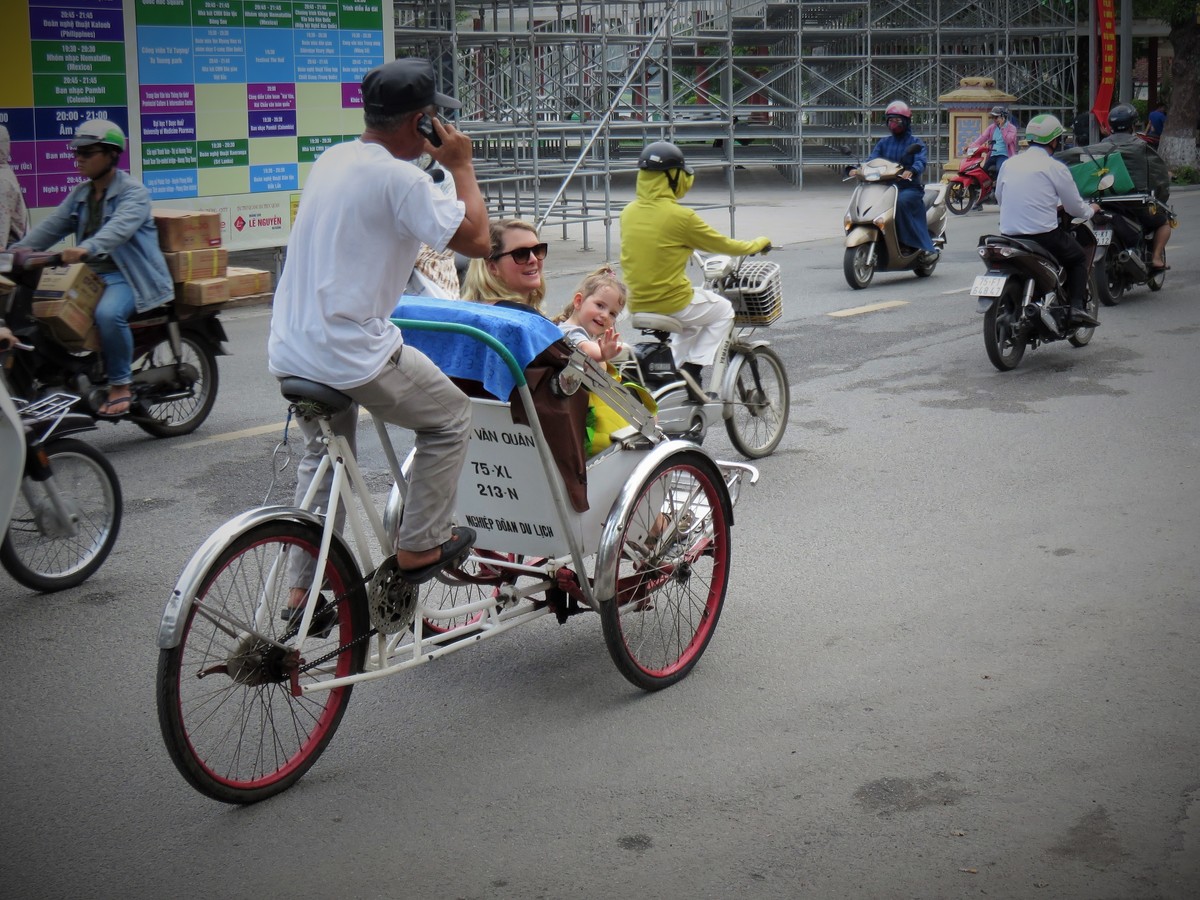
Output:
[31,264,105,350]
[154,209,222,251]
[164,248,228,282]
[225,266,272,297]
[177,277,230,306]
[32,298,101,351]
[34,263,105,305]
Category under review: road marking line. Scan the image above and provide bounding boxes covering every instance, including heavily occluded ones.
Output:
[828,300,909,317]
[942,286,973,294]
[177,422,285,448]
[177,408,372,449]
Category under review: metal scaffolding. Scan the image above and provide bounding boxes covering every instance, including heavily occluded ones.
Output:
[391,0,1077,249]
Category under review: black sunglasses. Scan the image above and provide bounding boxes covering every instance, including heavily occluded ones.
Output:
[73,146,107,159]
[491,242,548,264]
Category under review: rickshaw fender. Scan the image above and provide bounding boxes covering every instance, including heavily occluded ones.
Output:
[845,226,879,248]
[156,506,357,649]
[591,442,734,605]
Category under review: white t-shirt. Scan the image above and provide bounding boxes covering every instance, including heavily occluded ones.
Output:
[268,139,465,389]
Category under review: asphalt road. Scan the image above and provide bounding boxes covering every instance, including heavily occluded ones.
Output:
[1,185,1197,900]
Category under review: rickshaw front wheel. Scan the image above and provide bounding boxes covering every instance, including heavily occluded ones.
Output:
[600,450,731,690]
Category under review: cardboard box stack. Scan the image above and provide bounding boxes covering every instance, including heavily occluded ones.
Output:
[31,264,106,350]
[154,209,273,305]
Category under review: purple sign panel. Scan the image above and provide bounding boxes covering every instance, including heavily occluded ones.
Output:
[34,141,79,175]
[29,4,124,43]
[341,82,363,109]
[247,84,296,111]
[140,85,195,115]
[248,110,297,138]
[141,113,197,142]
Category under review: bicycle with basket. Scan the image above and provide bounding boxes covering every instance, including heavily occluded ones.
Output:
[620,251,790,459]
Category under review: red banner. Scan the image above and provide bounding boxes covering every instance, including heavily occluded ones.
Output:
[1093,0,1117,132]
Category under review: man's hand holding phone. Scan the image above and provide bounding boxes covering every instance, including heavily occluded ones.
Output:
[425,115,473,171]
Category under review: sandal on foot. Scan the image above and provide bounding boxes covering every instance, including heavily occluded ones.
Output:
[280,596,337,638]
[98,396,132,418]
[397,527,477,585]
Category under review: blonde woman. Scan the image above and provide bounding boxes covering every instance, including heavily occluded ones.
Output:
[462,218,547,312]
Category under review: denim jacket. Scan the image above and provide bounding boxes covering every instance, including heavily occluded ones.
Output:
[13,170,174,313]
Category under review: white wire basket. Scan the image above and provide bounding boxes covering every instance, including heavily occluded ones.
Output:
[721,260,783,327]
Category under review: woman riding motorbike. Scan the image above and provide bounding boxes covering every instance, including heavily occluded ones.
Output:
[867,101,939,264]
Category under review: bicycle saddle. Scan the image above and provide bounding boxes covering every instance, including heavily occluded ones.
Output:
[630,313,683,334]
[279,377,354,416]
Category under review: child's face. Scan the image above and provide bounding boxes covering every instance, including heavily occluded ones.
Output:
[575,285,624,335]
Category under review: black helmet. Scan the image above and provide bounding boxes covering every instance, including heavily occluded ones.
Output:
[1108,103,1138,133]
[638,141,693,174]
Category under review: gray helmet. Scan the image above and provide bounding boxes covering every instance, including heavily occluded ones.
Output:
[989,106,1008,119]
[70,118,126,152]
[1108,103,1138,133]
[638,141,693,175]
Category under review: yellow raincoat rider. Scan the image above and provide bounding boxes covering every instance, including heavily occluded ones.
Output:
[619,141,770,393]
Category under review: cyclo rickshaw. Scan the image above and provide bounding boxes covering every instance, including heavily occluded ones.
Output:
[154,298,759,804]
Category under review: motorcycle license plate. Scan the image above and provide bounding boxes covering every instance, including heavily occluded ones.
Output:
[1093,227,1112,246]
[970,275,1006,297]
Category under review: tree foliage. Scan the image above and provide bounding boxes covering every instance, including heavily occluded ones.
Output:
[1135,0,1199,167]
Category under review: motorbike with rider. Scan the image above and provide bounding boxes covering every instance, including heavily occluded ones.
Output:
[4,119,226,437]
[842,100,947,288]
[972,114,1103,370]
[1056,102,1175,303]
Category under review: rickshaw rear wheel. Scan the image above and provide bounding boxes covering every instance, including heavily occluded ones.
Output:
[600,450,731,690]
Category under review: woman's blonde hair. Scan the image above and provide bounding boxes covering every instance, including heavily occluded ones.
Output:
[552,266,627,325]
[461,219,546,311]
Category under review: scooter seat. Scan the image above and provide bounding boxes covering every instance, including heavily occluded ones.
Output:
[630,312,683,334]
[279,377,354,415]
[979,234,1060,264]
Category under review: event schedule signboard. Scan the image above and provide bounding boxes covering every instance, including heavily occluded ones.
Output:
[0,0,389,250]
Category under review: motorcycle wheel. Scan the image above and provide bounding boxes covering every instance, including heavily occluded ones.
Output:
[983,286,1026,372]
[1147,262,1166,292]
[946,182,975,215]
[1094,255,1120,306]
[135,334,219,438]
[1069,273,1101,348]
[843,244,875,290]
[1,438,122,592]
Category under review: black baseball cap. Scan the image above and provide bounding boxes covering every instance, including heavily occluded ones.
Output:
[361,58,461,114]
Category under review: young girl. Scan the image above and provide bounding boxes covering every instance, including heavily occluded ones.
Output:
[554,267,655,456]
[554,266,627,358]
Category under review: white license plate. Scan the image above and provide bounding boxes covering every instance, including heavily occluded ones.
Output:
[970,275,1007,297]
[1094,228,1112,246]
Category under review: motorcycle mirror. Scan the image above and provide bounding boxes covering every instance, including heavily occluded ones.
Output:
[903,143,924,159]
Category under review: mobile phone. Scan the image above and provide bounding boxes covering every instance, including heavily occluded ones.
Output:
[417,114,442,148]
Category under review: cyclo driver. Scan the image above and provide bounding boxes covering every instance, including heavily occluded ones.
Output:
[619,141,771,397]
[995,114,1101,329]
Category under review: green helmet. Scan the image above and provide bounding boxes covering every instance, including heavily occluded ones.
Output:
[1025,114,1064,146]
[69,118,126,152]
